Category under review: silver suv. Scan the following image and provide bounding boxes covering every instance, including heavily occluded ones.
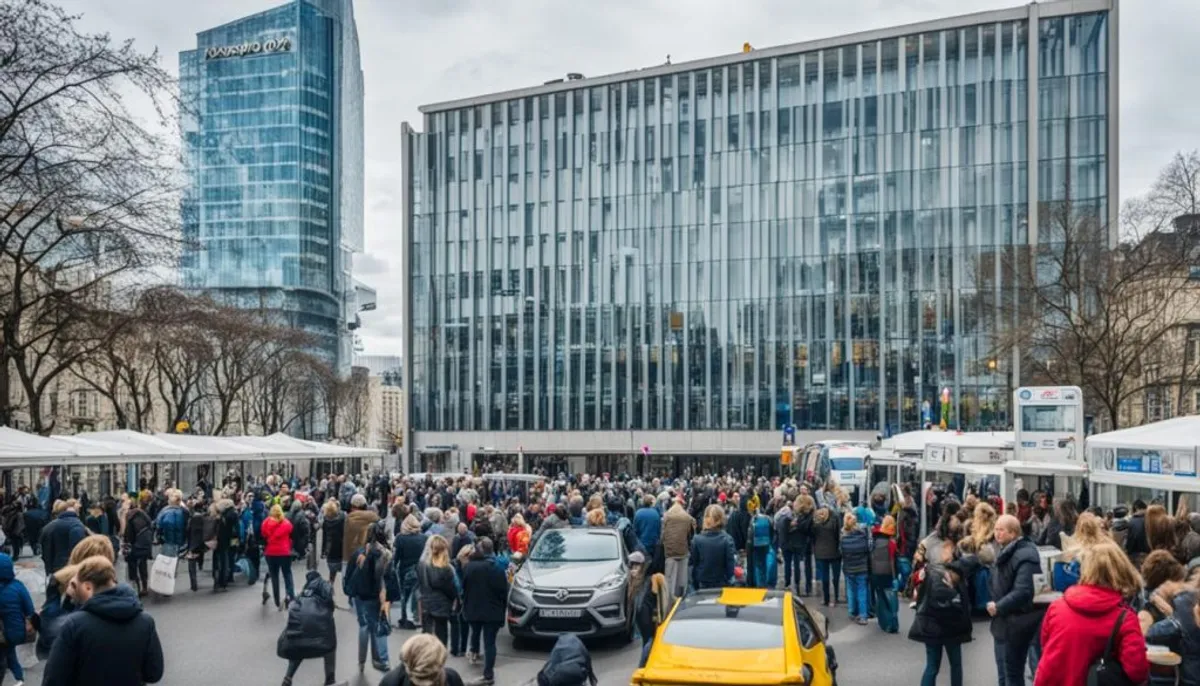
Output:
[507,527,630,640]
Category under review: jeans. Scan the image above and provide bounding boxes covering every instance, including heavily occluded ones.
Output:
[449,613,467,655]
[355,598,390,666]
[896,556,913,592]
[188,552,206,591]
[923,642,963,686]
[266,555,296,606]
[0,642,24,682]
[664,556,688,607]
[423,614,449,646]
[816,559,842,604]
[844,572,869,619]
[214,547,234,588]
[994,639,1007,686]
[398,567,418,623]
[1000,625,1040,686]
[468,621,501,681]
[872,574,899,632]
[285,652,336,684]
[783,549,801,589]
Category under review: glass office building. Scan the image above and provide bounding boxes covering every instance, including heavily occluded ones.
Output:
[181,0,365,370]
[402,0,1117,467]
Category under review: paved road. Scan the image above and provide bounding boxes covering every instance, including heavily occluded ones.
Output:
[8,556,1006,685]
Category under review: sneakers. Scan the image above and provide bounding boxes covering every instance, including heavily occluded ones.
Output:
[371,661,390,674]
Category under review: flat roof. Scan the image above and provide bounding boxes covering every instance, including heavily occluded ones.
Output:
[418,0,1113,115]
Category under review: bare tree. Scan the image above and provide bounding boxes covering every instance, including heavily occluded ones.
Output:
[0,0,179,431]
[320,366,370,443]
[994,172,1200,429]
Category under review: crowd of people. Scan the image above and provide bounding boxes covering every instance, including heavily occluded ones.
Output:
[5,465,1200,685]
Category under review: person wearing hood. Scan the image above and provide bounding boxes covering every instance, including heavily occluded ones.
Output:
[1036,541,1148,686]
[536,634,598,686]
[277,570,341,686]
[321,500,346,591]
[393,514,428,631]
[214,497,240,592]
[812,507,842,607]
[42,555,164,686]
[0,552,32,685]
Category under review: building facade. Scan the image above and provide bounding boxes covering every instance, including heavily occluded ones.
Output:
[402,0,1118,472]
[180,0,366,372]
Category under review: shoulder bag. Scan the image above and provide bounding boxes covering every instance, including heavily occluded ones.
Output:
[1087,607,1136,686]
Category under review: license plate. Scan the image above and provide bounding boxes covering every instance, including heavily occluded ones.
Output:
[539,609,583,618]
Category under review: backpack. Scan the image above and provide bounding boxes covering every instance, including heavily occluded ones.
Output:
[920,567,965,615]
[870,536,894,577]
[1087,608,1136,686]
[752,514,772,548]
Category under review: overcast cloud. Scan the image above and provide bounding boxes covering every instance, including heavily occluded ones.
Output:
[60,0,1200,356]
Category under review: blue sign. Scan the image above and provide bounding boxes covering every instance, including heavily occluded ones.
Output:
[1019,389,1032,400]
[1116,457,1143,473]
[781,424,796,446]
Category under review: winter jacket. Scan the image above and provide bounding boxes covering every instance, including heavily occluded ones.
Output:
[393,530,428,575]
[41,584,164,686]
[216,502,239,550]
[839,528,871,576]
[261,516,295,558]
[461,554,508,624]
[896,504,920,558]
[537,634,598,686]
[660,505,694,559]
[907,556,977,645]
[0,554,32,646]
[321,512,346,562]
[690,530,736,590]
[1124,512,1149,559]
[418,562,459,619]
[726,503,750,552]
[1035,584,1148,686]
[277,571,336,661]
[1147,589,1200,684]
[869,527,897,579]
[633,507,662,553]
[154,506,186,548]
[287,510,310,556]
[451,531,476,561]
[123,509,154,559]
[811,513,841,562]
[342,509,379,562]
[782,510,810,553]
[1037,518,1073,550]
[989,535,1045,641]
[346,545,392,601]
[186,511,209,555]
[507,525,531,556]
[40,511,88,575]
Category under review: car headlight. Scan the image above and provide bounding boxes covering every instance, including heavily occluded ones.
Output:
[513,573,534,590]
[595,572,626,592]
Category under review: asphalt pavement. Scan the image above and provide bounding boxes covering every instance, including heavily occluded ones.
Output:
[7,554,1007,686]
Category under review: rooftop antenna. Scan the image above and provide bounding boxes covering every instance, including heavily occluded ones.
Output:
[665,54,671,65]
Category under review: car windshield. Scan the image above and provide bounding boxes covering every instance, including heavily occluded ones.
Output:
[529,530,619,563]
[661,595,785,650]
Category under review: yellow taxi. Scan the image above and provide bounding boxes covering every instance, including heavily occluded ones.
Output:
[630,587,837,686]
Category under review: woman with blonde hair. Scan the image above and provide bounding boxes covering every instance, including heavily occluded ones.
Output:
[418,535,459,646]
[38,534,116,659]
[812,507,842,607]
[261,503,296,610]
[506,514,531,557]
[1036,542,1148,686]
[379,633,466,686]
[585,507,607,527]
[791,494,816,596]
[690,504,736,590]
[840,512,871,624]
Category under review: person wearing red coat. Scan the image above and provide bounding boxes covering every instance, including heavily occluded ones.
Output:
[260,505,296,610]
[1034,543,1149,686]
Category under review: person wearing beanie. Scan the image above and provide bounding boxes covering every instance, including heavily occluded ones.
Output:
[870,515,899,633]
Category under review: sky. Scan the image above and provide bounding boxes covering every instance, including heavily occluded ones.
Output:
[61,0,1199,357]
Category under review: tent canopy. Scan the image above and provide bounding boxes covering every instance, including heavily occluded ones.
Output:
[1087,416,1200,453]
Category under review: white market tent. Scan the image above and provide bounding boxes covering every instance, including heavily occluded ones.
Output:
[1087,415,1200,507]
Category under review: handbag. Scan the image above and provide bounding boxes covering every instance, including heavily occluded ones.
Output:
[376,608,392,638]
[1087,608,1136,686]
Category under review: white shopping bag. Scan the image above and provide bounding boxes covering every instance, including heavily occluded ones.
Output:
[15,642,37,669]
[149,554,178,596]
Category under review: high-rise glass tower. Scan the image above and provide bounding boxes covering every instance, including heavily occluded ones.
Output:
[181,0,365,371]
[402,0,1118,473]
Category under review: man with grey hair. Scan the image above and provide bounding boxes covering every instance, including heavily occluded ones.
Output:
[989,513,1044,686]
[342,492,378,563]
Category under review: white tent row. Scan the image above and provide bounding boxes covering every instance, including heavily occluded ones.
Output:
[0,428,384,468]
[1086,415,1200,508]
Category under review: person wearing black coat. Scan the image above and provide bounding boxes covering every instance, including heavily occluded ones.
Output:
[908,555,978,686]
[214,499,240,591]
[41,557,164,686]
[690,506,737,590]
[988,515,1046,686]
[786,500,815,596]
[321,502,346,589]
[122,503,154,597]
[461,538,509,685]
[417,535,460,646]
[185,501,210,592]
[40,504,88,577]
[277,570,338,686]
[289,501,312,559]
[1124,500,1150,565]
[393,515,428,631]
